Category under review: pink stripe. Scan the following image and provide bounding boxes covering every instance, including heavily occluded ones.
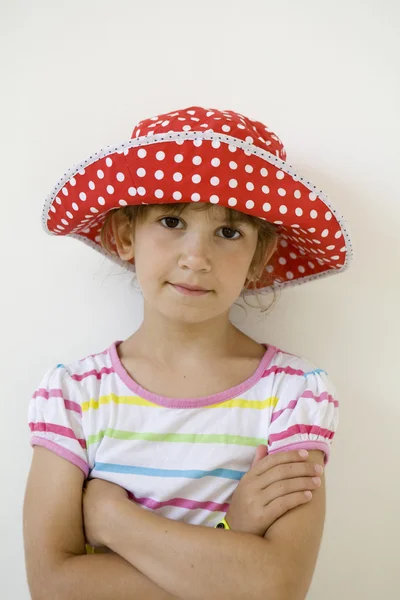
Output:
[71,366,114,382]
[31,437,89,477]
[127,491,230,514]
[63,399,82,414]
[33,388,82,415]
[29,422,87,449]
[33,388,63,400]
[268,441,331,465]
[302,390,338,404]
[268,424,335,444]
[261,365,314,378]
[271,391,338,423]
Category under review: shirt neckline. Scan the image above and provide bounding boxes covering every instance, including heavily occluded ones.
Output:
[108,339,277,408]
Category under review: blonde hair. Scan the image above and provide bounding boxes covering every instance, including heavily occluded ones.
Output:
[100,202,281,314]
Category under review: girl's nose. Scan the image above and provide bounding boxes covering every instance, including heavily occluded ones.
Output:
[177,233,212,272]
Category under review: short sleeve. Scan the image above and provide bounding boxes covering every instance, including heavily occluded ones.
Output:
[28,364,89,477]
[267,367,339,465]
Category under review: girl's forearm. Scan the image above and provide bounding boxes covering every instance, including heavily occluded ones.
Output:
[102,500,282,600]
[38,552,179,600]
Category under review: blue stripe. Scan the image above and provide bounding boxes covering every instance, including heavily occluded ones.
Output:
[303,368,327,376]
[93,462,245,481]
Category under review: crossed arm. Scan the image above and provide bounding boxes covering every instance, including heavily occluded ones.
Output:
[24,447,326,600]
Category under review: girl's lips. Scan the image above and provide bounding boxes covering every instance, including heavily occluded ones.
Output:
[169,283,210,296]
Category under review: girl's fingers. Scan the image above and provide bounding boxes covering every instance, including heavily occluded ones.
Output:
[261,476,321,506]
[251,450,309,476]
[257,460,322,490]
[262,491,313,527]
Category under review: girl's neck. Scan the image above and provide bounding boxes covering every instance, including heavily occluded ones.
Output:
[122,318,252,368]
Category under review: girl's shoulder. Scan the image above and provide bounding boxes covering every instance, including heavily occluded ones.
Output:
[65,341,113,369]
[261,342,338,402]
[56,341,116,395]
[265,343,327,377]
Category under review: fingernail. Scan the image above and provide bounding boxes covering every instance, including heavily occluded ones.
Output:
[298,450,309,458]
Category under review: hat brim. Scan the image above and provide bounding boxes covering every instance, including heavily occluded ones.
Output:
[42,131,353,295]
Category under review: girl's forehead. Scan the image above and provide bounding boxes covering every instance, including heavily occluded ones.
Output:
[183,204,226,218]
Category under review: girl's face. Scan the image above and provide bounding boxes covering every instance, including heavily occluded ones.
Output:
[114,203,269,325]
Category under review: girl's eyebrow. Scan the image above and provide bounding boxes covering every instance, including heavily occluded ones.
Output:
[152,205,252,228]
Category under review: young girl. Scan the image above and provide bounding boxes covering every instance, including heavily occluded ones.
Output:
[23,106,352,600]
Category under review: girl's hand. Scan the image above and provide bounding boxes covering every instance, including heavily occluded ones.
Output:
[82,478,128,548]
[225,447,323,537]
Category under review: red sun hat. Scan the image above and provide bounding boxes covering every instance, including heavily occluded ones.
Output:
[42,105,353,294]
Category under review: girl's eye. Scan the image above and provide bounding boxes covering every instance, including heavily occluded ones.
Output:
[219,227,241,240]
[159,217,242,240]
[161,217,181,229]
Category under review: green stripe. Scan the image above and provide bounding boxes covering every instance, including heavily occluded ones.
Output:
[87,429,267,447]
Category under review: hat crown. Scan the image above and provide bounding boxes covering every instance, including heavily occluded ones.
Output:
[131,106,287,162]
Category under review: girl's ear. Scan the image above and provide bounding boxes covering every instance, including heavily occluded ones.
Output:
[111,211,135,261]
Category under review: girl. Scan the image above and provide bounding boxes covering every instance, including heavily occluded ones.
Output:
[23,106,352,600]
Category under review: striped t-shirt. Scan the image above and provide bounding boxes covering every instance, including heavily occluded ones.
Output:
[28,340,339,529]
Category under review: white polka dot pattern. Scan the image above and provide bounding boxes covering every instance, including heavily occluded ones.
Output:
[42,106,353,294]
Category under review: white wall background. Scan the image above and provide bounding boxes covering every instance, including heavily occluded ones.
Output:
[1,0,399,598]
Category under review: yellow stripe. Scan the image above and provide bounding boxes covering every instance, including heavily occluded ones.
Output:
[82,393,279,412]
